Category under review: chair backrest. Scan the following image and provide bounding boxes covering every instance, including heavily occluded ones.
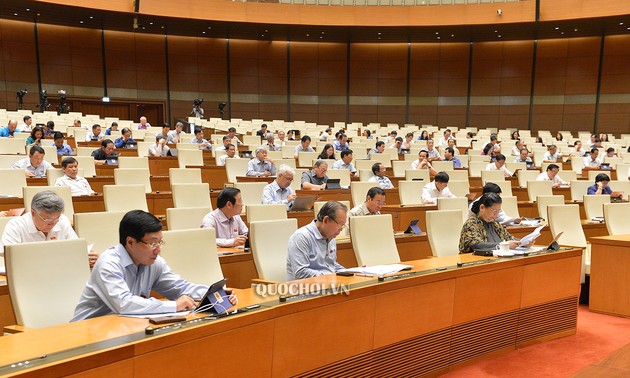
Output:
[517,170,540,188]
[250,218,298,282]
[432,160,454,171]
[326,169,351,187]
[480,169,506,185]
[446,170,469,182]
[5,239,90,328]
[177,149,203,168]
[603,203,630,235]
[398,180,424,206]
[0,137,26,154]
[583,194,610,220]
[298,151,319,168]
[446,180,470,197]
[350,214,400,266]
[114,168,152,193]
[169,167,202,185]
[313,200,351,218]
[118,156,149,169]
[570,180,592,202]
[225,158,250,183]
[171,183,211,209]
[468,161,487,177]
[0,168,27,197]
[74,211,126,254]
[536,195,564,220]
[351,181,379,207]
[23,185,74,219]
[76,146,95,156]
[547,204,586,247]
[615,163,630,181]
[166,207,210,230]
[404,169,430,183]
[160,228,224,285]
[501,196,520,219]
[426,209,463,257]
[234,182,268,211]
[246,204,288,223]
[137,142,153,158]
[73,156,97,177]
[571,157,584,173]
[103,184,148,212]
[437,197,468,224]
[391,160,408,177]
[527,180,553,202]
[494,180,513,196]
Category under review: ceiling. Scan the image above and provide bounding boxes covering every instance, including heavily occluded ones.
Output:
[1,0,630,43]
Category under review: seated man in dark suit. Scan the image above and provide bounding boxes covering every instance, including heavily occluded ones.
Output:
[92,139,118,165]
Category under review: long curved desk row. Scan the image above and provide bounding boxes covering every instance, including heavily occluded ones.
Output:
[0,249,582,377]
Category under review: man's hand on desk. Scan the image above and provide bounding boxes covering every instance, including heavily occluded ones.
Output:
[233,235,248,247]
[177,294,197,311]
[225,289,238,306]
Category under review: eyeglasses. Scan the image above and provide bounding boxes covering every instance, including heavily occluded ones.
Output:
[137,239,166,249]
[35,211,61,224]
[329,217,345,229]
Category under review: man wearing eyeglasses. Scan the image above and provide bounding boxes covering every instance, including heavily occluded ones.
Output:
[286,201,347,280]
[0,191,98,270]
[262,164,296,210]
[72,210,237,321]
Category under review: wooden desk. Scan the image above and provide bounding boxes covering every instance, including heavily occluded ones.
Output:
[589,234,630,317]
[190,165,229,190]
[0,275,16,333]
[0,249,581,377]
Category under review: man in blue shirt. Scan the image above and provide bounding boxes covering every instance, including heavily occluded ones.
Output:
[333,134,349,151]
[114,127,136,148]
[53,132,74,155]
[286,201,347,280]
[0,120,19,137]
[72,210,237,321]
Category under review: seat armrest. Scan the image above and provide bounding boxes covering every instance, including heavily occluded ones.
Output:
[4,325,29,334]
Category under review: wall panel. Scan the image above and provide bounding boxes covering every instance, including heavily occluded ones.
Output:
[598,35,630,135]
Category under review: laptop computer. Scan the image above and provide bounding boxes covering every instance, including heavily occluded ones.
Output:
[325,179,341,190]
[290,196,317,212]
[125,142,138,149]
[198,278,232,314]
[167,148,178,157]
[240,150,253,158]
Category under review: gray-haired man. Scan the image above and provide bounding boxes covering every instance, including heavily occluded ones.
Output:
[0,190,98,269]
[246,146,276,177]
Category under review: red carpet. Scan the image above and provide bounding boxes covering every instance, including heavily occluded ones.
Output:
[442,305,630,378]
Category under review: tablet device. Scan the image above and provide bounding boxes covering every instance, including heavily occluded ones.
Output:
[240,150,253,158]
[289,196,317,212]
[404,219,422,235]
[198,278,232,314]
[326,179,341,190]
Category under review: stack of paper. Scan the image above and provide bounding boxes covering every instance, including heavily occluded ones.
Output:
[339,264,413,276]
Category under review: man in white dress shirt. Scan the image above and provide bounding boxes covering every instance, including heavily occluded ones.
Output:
[437,129,454,148]
[85,124,105,141]
[426,139,441,161]
[332,149,357,175]
[201,188,248,247]
[17,115,32,132]
[542,144,563,163]
[485,154,513,177]
[421,171,456,205]
[1,190,97,269]
[55,157,95,196]
[148,135,170,157]
[262,164,296,210]
[294,135,315,157]
[583,148,603,170]
[217,144,240,166]
[11,145,53,178]
[535,163,568,188]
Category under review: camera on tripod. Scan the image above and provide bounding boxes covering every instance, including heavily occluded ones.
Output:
[56,89,70,115]
[16,89,28,110]
[191,98,205,118]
